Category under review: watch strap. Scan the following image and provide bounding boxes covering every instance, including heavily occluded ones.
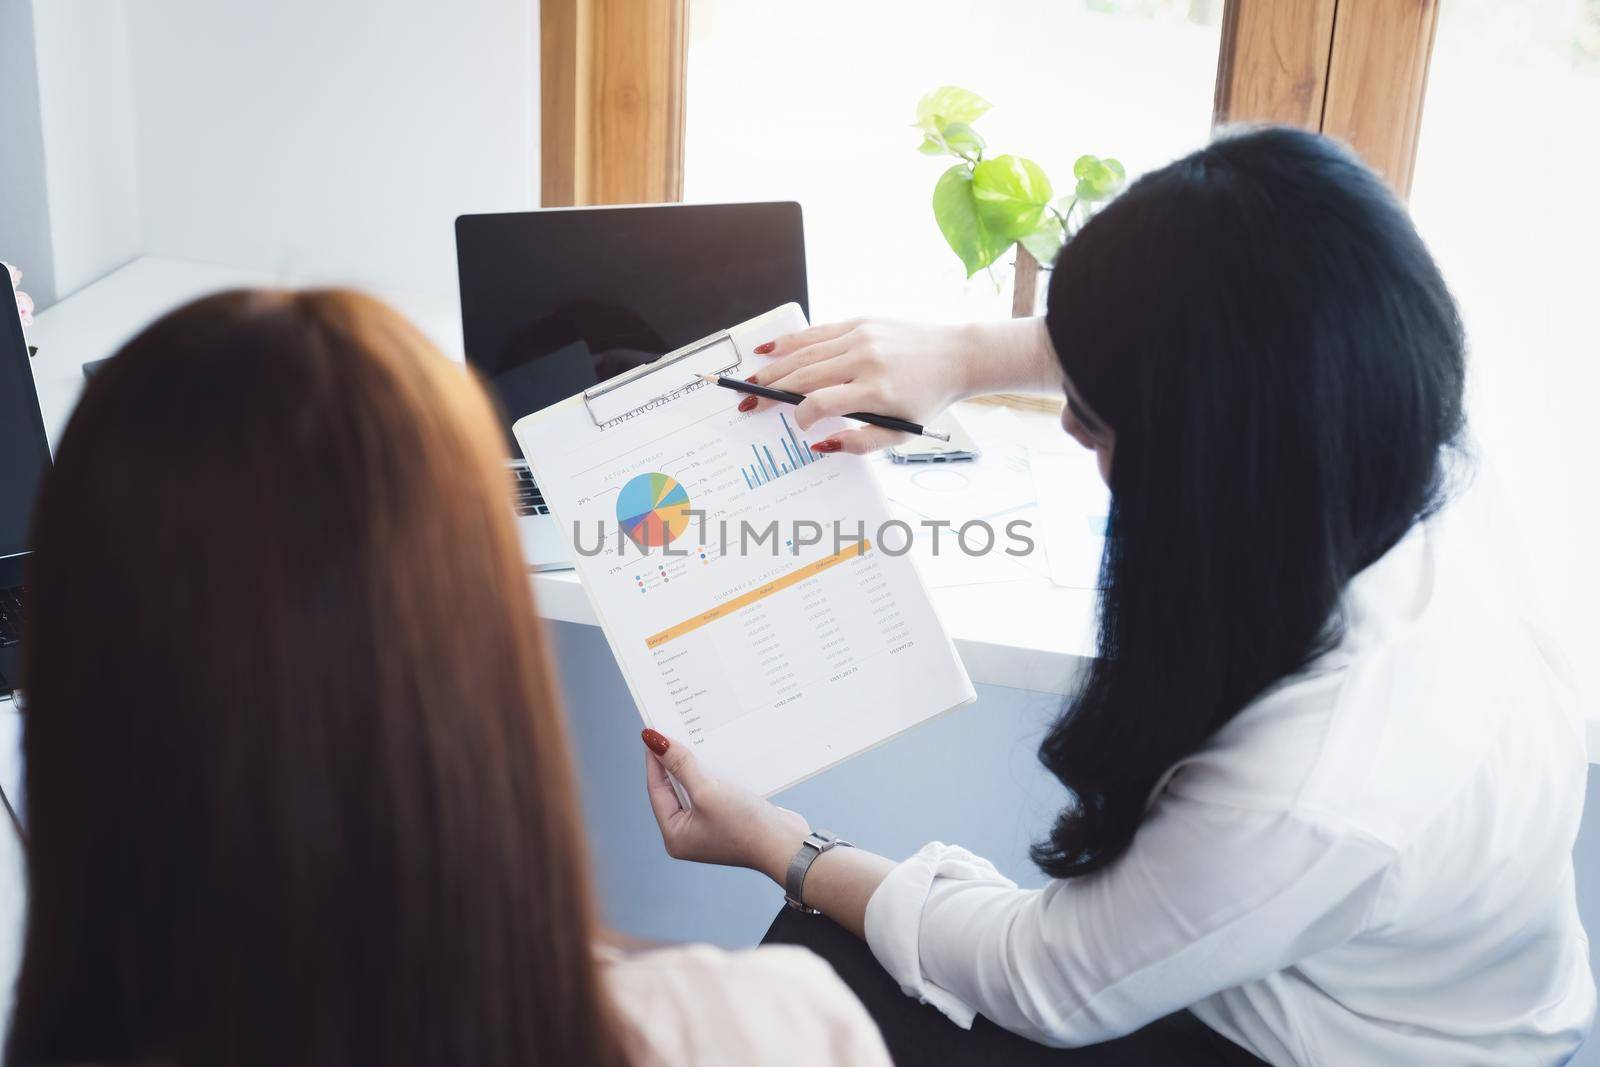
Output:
[784,829,851,913]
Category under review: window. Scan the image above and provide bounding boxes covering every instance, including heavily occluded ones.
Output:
[1408,0,1600,701]
[679,2,1599,710]
[683,1,1224,322]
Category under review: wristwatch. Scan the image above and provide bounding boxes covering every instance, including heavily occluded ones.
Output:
[784,829,853,914]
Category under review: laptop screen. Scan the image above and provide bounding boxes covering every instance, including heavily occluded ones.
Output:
[0,273,50,561]
[455,202,807,455]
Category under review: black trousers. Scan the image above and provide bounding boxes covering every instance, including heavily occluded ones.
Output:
[764,908,1267,1066]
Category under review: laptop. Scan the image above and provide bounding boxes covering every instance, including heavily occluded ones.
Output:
[0,270,50,699]
[455,202,809,570]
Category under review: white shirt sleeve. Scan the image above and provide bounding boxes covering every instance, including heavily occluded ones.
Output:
[863,795,1398,1048]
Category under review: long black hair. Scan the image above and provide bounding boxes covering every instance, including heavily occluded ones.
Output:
[1034,126,1466,879]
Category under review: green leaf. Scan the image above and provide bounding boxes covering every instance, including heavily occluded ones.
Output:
[971,155,1054,239]
[940,121,985,159]
[1072,154,1127,202]
[933,164,1012,278]
[917,133,949,156]
[1017,218,1064,267]
[915,86,992,132]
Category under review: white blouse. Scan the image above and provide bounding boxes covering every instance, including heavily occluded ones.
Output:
[602,942,892,1067]
[865,518,1596,1065]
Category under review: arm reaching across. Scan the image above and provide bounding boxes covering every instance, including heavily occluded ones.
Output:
[744,317,1061,454]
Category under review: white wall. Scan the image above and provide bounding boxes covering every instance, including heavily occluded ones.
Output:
[0,1,56,307]
[122,0,539,299]
[26,0,143,305]
[12,0,537,307]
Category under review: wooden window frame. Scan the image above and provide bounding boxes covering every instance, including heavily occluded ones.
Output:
[540,0,1438,210]
[1007,0,1440,326]
[1215,0,1442,200]
[540,0,687,207]
[539,0,1441,308]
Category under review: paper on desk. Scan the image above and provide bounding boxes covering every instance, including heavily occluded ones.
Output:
[889,499,1040,589]
[953,403,1026,442]
[874,408,1035,524]
[1029,444,1110,590]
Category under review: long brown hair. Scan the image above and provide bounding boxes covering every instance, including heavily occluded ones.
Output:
[7,290,627,1067]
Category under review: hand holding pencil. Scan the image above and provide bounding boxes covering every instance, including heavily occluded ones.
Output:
[699,375,950,443]
[726,319,980,454]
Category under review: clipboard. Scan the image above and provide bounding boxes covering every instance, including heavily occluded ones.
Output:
[582,330,742,426]
[514,304,976,796]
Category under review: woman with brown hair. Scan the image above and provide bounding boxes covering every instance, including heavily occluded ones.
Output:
[4,289,890,1067]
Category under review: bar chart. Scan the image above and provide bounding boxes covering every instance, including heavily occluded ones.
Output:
[741,412,824,488]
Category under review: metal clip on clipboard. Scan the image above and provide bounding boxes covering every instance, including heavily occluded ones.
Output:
[582,330,743,426]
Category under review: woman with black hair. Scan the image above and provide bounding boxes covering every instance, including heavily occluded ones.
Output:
[641,127,1596,1064]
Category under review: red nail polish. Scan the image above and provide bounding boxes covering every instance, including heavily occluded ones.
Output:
[754,341,776,355]
[812,439,841,454]
[642,729,670,755]
[738,396,758,412]
[745,374,759,383]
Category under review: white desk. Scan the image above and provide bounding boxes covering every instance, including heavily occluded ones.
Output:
[24,257,464,449]
[19,256,1595,761]
[23,257,1100,694]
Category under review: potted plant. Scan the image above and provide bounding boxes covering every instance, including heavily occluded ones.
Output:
[914,86,1126,318]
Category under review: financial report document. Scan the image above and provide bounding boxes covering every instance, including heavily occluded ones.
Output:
[515,305,975,795]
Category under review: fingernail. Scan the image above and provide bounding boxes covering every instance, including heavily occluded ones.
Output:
[754,341,776,355]
[641,729,670,755]
[745,374,759,383]
[812,439,842,454]
[738,396,758,412]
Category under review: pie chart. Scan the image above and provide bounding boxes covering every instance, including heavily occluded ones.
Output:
[617,472,692,550]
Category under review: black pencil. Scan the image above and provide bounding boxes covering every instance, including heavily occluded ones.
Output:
[697,374,950,442]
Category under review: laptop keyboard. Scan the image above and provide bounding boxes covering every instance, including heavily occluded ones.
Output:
[0,585,24,648]
[512,466,549,517]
